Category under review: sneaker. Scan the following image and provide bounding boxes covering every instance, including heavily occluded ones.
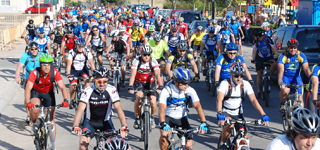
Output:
[133,119,141,129]
[151,117,155,129]
[121,80,125,88]
[256,92,262,99]
[69,101,74,109]
[280,103,286,113]
[25,116,30,126]
[219,143,228,150]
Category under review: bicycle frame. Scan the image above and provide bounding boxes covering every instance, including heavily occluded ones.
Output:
[112,54,122,91]
[91,45,103,69]
[82,129,120,150]
[141,90,151,132]
[168,128,199,150]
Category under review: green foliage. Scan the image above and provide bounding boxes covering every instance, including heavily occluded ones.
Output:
[65,0,82,7]
[163,0,209,10]
[102,0,126,6]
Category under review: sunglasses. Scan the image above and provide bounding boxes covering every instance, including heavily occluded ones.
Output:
[67,32,73,34]
[143,54,150,56]
[209,32,214,34]
[228,52,237,55]
[233,74,244,78]
[41,63,51,67]
[179,50,186,52]
[30,48,39,51]
[92,30,98,31]
[179,82,189,85]
[96,80,108,84]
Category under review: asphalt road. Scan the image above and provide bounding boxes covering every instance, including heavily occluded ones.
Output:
[0,40,286,150]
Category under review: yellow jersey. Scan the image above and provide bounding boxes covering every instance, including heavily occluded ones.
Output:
[129,27,144,41]
[190,32,207,46]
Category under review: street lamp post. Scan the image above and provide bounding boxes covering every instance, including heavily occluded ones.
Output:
[212,0,215,19]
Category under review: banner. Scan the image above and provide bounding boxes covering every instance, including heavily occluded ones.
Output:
[248,5,258,14]
[264,0,272,5]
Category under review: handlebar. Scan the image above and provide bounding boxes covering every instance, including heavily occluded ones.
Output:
[223,119,265,126]
[262,59,275,65]
[171,128,199,135]
[134,89,157,94]
[34,104,63,109]
[285,84,304,89]
[82,129,120,137]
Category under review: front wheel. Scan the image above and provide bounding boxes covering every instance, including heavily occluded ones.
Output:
[94,57,99,69]
[263,77,269,107]
[143,111,150,150]
[282,112,290,131]
[45,127,55,150]
[211,70,216,96]
[115,71,120,92]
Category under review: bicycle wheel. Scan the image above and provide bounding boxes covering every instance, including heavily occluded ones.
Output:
[282,112,289,131]
[211,70,216,96]
[45,126,55,150]
[94,57,99,69]
[206,75,210,91]
[57,57,62,72]
[74,86,79,112]
[217,135,222,150]
[263,78,269,107]
[115,71,120,92]
[143,111,150,150]
[197,59,201,75]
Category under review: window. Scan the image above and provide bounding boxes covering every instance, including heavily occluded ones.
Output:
[196,22,207,28]
[180,13,201,24]
[1,0,10,6]
[273,30,285,48]
[296,29,320,52]
[282,30,292,48]
[29,0,32,5]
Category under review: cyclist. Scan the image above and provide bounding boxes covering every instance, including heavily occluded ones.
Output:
[215,43,253,87]
[33,27,51,54]
[261,22,273,37]
[230,16,245,56]
[25,53,69,139]
[64,19,72,30]
[123,14,133,32]
[251,28,278,99]
[129,20,145,48]
[171,13,178,25]
[278,39,311,110]
[144,25,156,44]
[160,16,172,37]
[119,25,133,52]
[142,13,154,31]
[164,25,185,56]
[177,17,188,38]
[149,32,170,75]
[55,15,65,28]
[158,67,208,150]
[189,26,206,61]
[128,45,163,129]
[217,62,270,150]
[200,26,222,72]
[219,21,235,55]
[106,30,130,87]
[116,15,125,29]
[61,27,78,67]
[39,16,54,37]
[86,24,106,67]
[81,15,89,35]
[22,19,37,44]
[204,18,214,33]
[52,22,66,59]
[306,62,320,113]
[15,42,42,126]
[212,19,221,35]
[70,18,84,38]
[71,66,130,150]
[267,108,320,150]
[67,38,95,109]
[166,40,199,81]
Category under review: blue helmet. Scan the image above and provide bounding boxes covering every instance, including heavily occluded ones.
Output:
[75,38,86,47]
[226,43,238,51]
[145,13,150,17]
[172,67,192,84]
[207,26,215,33]
[223,21,229,28]
[226,15,231,20]
[38,27,44,33]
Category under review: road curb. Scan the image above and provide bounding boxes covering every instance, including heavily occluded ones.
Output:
[0,82,20,113]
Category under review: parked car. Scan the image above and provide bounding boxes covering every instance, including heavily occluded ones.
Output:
[131,4,150,10]
[188,20,207,38]
[271,24,320,83]
[172,10,201,25]
[25,3,52,14]
[170,9,183,19]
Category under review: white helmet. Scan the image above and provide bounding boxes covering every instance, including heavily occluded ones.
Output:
[117,9,121,13]
[119,25,126,32]
[110,30,120,37]
[56,22,62,27]
[72,18,78,23]
[91,22,99,27]
[139,22,144,27]
[261,22,270,27]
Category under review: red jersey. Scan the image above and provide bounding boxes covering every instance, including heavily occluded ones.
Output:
[131,57,159,83]
[62,35,78,50]
[65,8,71,13]
[178,23,188,36]
[147,9,153,18]
[28,68,63,93]
[123,20,133,32]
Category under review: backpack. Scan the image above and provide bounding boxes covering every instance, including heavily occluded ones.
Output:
[165,83,192,108]
[168,32,181,42]
[70,49,89,62]
[34,66,55,84]
[24,52,40,73]
[282,50,303,64]
[223,78,244,111]
[136,56,154,72]
[90,32,102,46]
[221,54,241,66]
[171,53,189,70]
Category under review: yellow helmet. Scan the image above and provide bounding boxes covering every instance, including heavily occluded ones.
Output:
[178,17,184,22]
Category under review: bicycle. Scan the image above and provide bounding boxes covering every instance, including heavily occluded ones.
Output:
[203,51,217,96]
[108,53,123,92]
[33,104,63,150]
[55,44,63,72]
[196,52,202,81]
[91,45,103,69]
[168,128,199,150]
[71,75,88,124]
[217,119,265,150]
[261,60,274,107]
[81,129,122,150]
[281,84,303,131]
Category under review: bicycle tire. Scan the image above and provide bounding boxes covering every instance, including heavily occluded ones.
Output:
[282,113,289,131]
[263,78,269,107]
[211,70,216,96]
[197,59,201,75]
[45,126,55,150]
[74,86,79,112]
[217,135,222,150]
[143,111,150,150]
[115,71,120,92]
[94,57,99,69]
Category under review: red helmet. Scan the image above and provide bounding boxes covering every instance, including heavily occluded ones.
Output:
[287,38,299,47]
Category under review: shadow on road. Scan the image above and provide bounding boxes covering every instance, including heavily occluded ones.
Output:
[0,113,30,136]
[0,69,16,81]
[0,140,24,150]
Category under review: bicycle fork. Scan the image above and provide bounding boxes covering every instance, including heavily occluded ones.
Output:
[141,97,151,133]
[262,66,271,93]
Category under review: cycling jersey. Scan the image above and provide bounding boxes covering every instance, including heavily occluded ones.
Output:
[264,27,273,37]
[121,33,131,44]
[178,23,188,37]
[216,55,245,80]
[98,22,107,34]
[214,25,222,35]
[142,18,154,31]
[69,23,83,38]
[68,49,92,70]
[253,36,274,58]
[162,22,171,31]
[171,18,178,25]
[218,79,253,115]
[145,32,154,41]
[190,33,206,46]
[33,35,51,53]
[149,39,169,59]
[28,68,63,93]
[80,84,120,121]
[25,24,37,40]
[201,34,221,51]
[267,134,320,150]
[53,29,66,44]
[82,22,89,31]
[19,52,41,79]
[278,51,307,78]
[307,64,320,92]
[39,22,54,36]
[90,33,103,47]
[219,28,233,44]
[164,32,185,49]
[62,35,78,50]
[230,21,241,35]
[167,53,194,70]
[129,27,144,41]
[122,20,133,32]
[131,57,159,83]
[110,39,127,54]
[159,83,199,119]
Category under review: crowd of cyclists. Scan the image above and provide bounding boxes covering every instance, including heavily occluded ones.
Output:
[13,2,320,150]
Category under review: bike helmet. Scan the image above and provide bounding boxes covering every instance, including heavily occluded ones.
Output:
[91,22,99,28]
[72,18,78,23]
[177,40,188,50]
[82,15,88,21]
[253,28,264,37]
[119,25,126,32]
[226,43,238,51]
[173,13,178,17]
[67,27,73,33]
[178,17,184,22]
[171,25,178,32]
[110,30,120,37]
[223,21,229,28]
[208,26,215,33]
[231,16,236,21]
[145,13,150,17]
[287,38,299,47]
[67,19,72,23]
[93,66,109,79]
[140,45,152,55]
[213,19,218,24]
[261,22,270,27]
[153,32,162,42]
[197,26,203,32]
[149,25,155,32]
[172,67,192,84]
[291,108,320,135]
[100,17,105,21]
[39,53,54,63]
[28,41,39,49]
[139,22,144,27]
[226,15,231,20]
[38,27,45,33]
[119,15,125,20]
[56,22,62,27]
[127,14,132,19]
[133,20,139,26]
[75,38,86,47]
[29,19,34,24]
[65,4,69,7]
[230,62,246,75]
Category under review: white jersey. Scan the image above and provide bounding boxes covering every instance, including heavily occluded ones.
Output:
[218,79,254,116]
[39,22,54,36]
[68,49,93,70]
[164,33,185,47]
[267,134,320,150]
[214,25,222,35]
[159,84,200,119]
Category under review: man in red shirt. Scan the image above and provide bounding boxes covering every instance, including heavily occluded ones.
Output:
[61,27,78,67]
[65,5,71,13]
[123,14,134,32]
[178,17,188,39]
[25,53,69,139]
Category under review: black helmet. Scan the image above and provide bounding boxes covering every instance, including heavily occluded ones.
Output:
[29,19,34,24]
[93,66,109,79]
[28,41,39,49]
[177,40,188,50]
[291,108,320,135]
[140,45,152,55]
[153,32,162,42]
[253,28,264,37]
[67,27,73,33]
[287,38,299,47]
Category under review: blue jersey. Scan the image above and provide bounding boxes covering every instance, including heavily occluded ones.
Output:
[254,36,274,58]
[19,52,42,79]
[33,35,51,53]
[230,22,241,35]
[82,22,89,31]
[307,64,320,92]
[98,22,107,34]
[69,23,83,38]
[264,28,273,37]
[142,18,154,29]
[216,54,245,80]
[278,51,308,78]
[219,28,233,44]
[201,34,220,51]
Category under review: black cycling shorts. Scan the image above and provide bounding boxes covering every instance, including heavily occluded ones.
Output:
[193,45,201,52]
[82,118,115,139]
[156,57,166,65]
[30,89,56,107]
[255,55,274,71]
[134,81,156,96]
[222,112,248,132]
[234,33,242,42]
[165,116,193,140]
[91,45,104,55]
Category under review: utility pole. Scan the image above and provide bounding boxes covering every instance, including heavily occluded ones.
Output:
[172,0,174,10]
[212,0,215,19]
